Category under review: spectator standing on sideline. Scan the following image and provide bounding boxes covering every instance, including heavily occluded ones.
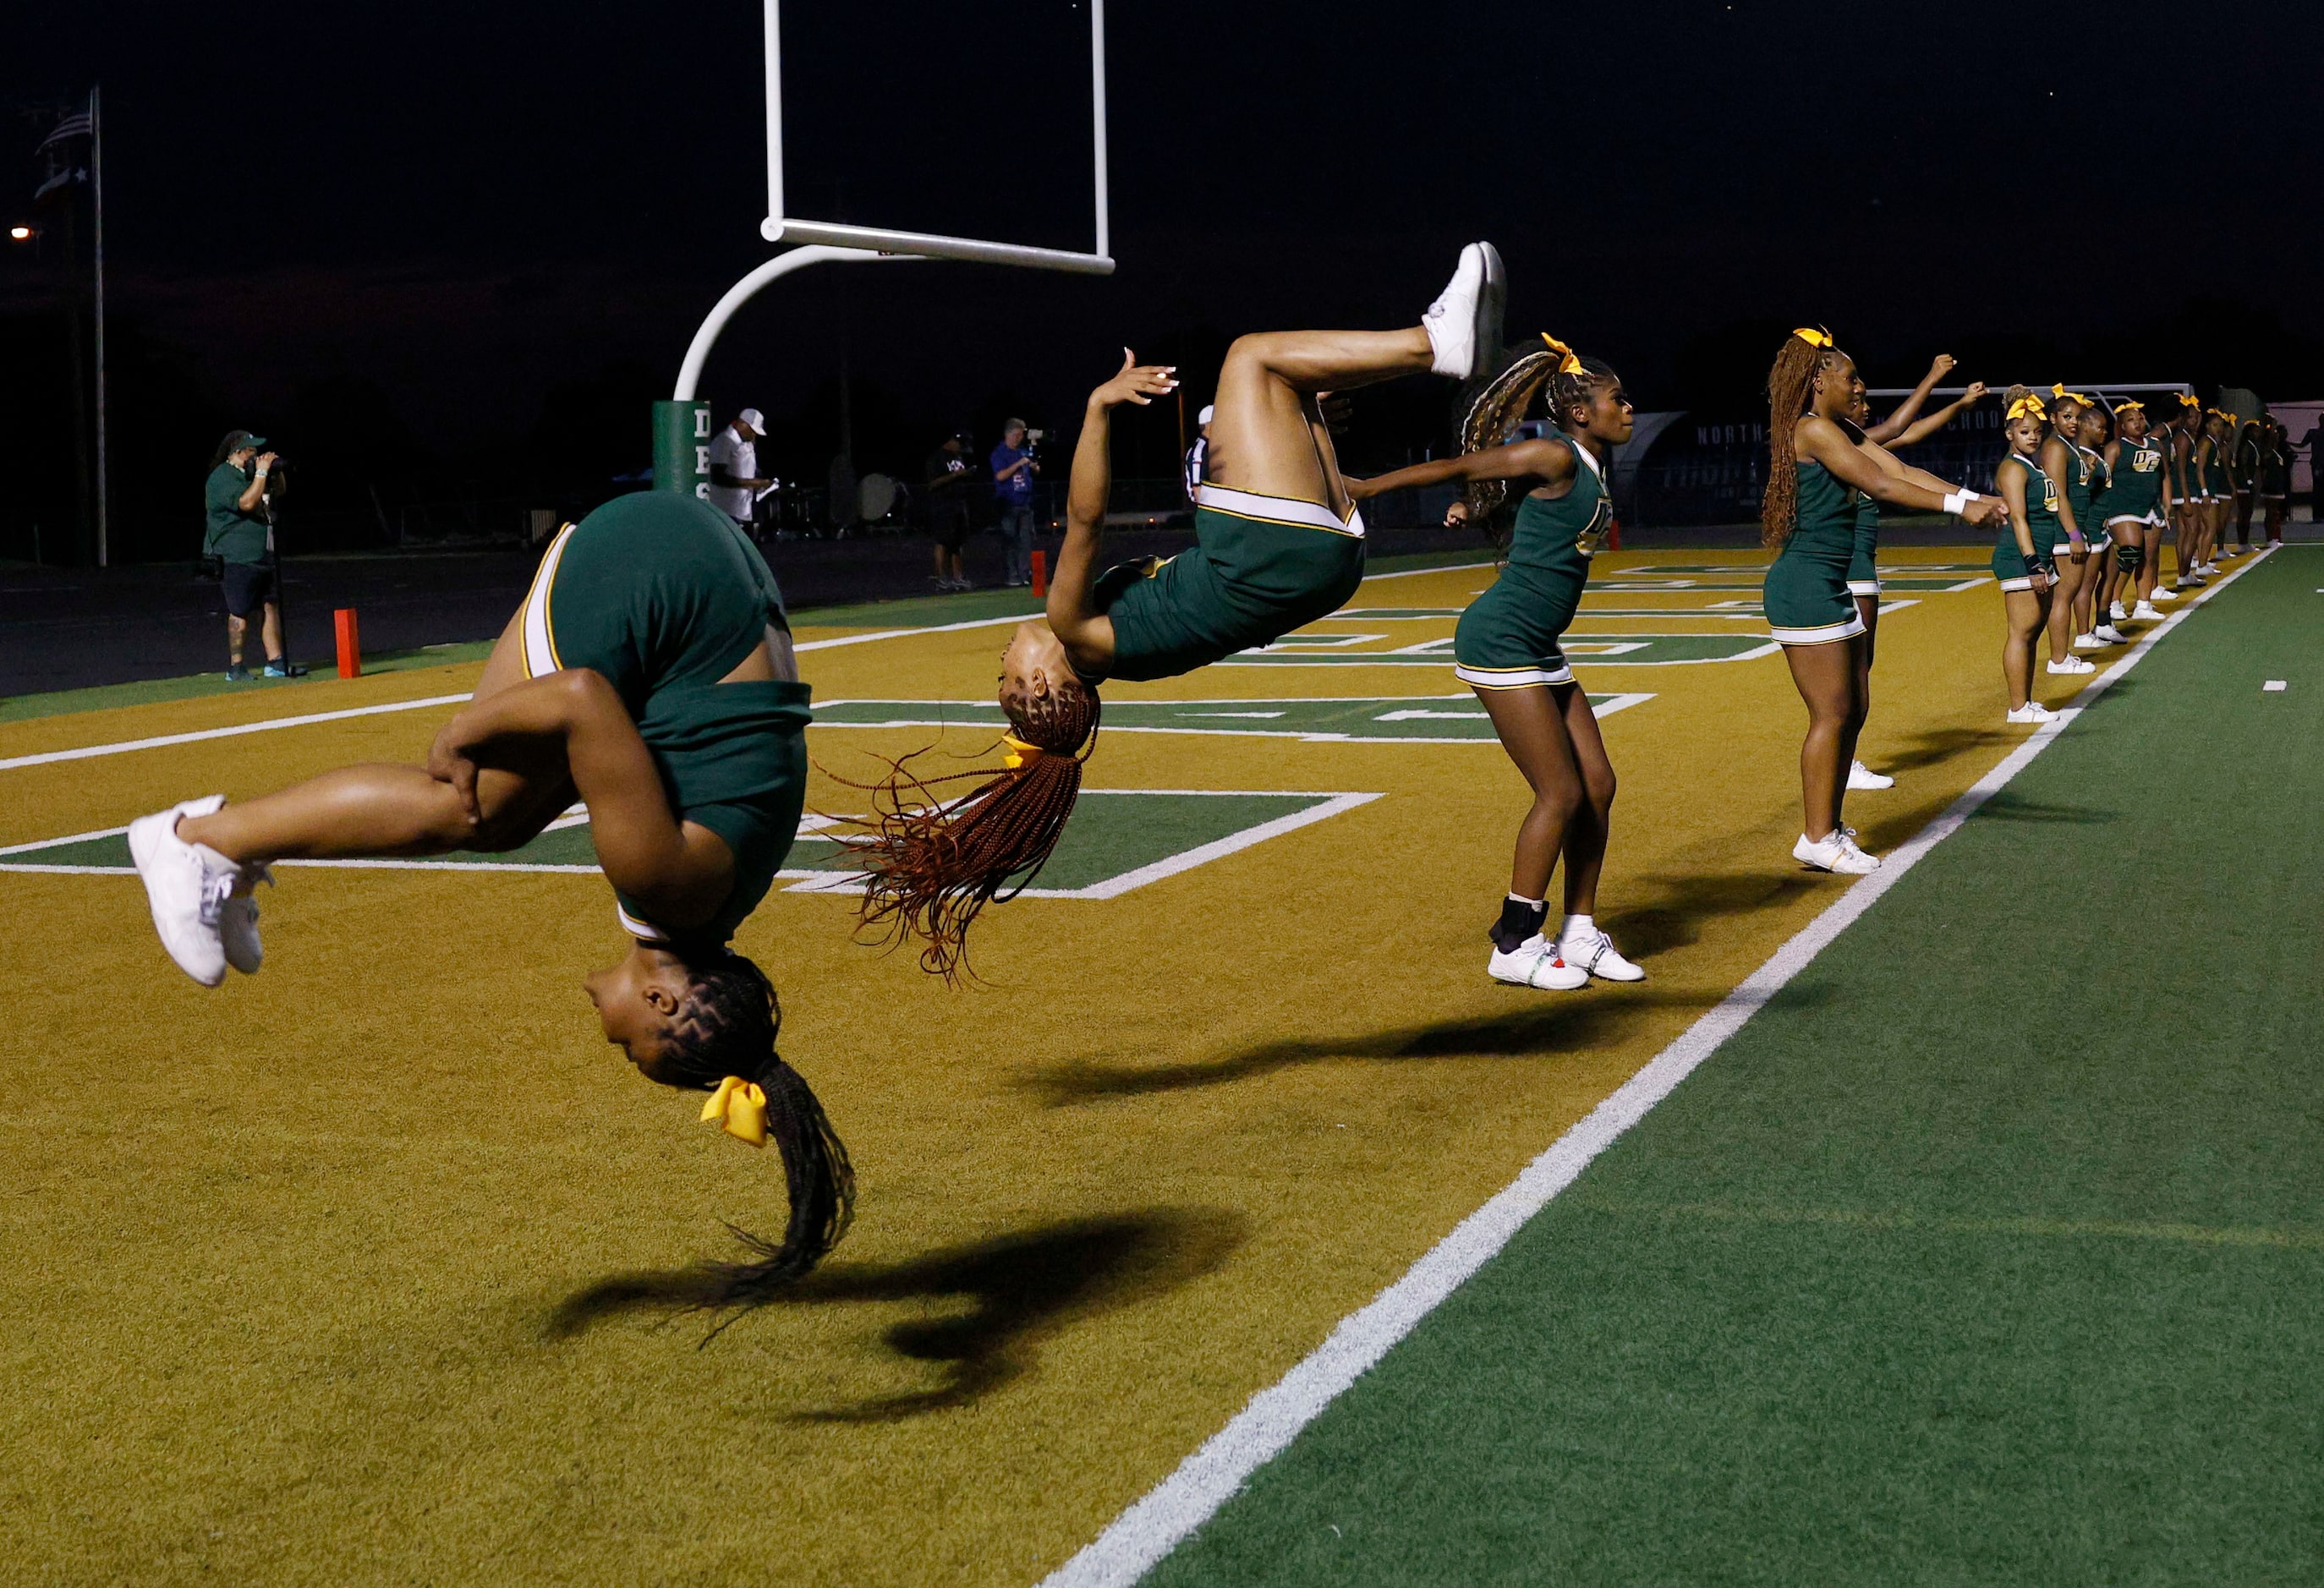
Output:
[705,408,771,530]
[204,430,296,681]
[924,433,976,590]
[991,419,1040,586]
[1183,402,1214,502]
[2302,416,2324,522]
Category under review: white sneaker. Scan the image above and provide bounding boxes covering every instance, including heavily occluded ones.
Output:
[2151,586,2179,601]
[127,795,241,987]
[2108,600,2127,622]
[2005,702,2056,724]
[2093,624,2129,644]
[1846,759,1895,791]
[2131,601,2164,621]
[1794,831,1880,874]
[1559,927,1646,983]
[1488,934,1589,991]
[1422,241,1504,380]
[2046,657,2097,675]
[218,865,273,975]
[2071,632,2106,650]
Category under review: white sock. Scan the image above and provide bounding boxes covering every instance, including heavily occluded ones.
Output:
[1559,913,1594,944]
[1507,892,1543,908]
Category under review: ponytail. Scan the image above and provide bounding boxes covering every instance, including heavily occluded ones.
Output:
[1455,335,1617,543]
[1762,330,1835,550]
[659,951,855,1318]
[838,676,1100,980]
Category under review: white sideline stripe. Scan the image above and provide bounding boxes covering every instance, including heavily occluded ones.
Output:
[794,612,1032,650]
[0,693,472,771]
[1041,545,2273,1588]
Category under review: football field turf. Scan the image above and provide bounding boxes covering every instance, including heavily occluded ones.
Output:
[0,545,2310,1584]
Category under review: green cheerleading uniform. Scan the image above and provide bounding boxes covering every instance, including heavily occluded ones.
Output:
[2053,443,2106,553]
[1452,435,1609,688]
[520,491,811,946]
[2231,434,2260,496]
[1098,484,1366,682]
[2201,441,2229,500]
[2259,441,2291,500]
[2097,435,2167,528]
[1845,485,1881,596]
[1764,459,1865,645]
[1992,454,2058,589]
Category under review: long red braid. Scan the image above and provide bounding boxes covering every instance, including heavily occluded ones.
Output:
[836,676,1100,981]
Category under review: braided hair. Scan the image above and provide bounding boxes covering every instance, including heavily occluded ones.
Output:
[839,675,1100,980]
[656,950,855,1311]
[1762,331,1842,549]
[1455,337,1618,544]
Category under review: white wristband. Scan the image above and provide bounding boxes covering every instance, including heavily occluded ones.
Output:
[1942,490,1970,516]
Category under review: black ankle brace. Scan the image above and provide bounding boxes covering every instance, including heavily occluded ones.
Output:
[1491,896,1548,954]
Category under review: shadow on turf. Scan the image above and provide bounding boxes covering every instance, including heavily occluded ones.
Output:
[1024,987,1728,1104]
[545,1207,1247,1420]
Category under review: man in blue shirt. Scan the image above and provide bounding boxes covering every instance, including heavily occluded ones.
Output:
[990,419,1041,587]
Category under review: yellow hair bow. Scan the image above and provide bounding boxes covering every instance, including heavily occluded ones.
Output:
[2114,398,2143,412]
[701,1076,768,1147]
[1539,332,1584,375]
[1000,733,1044,769]
[2175,392,2201,408]
[1792,326,1833,349]
[2007,394,2048,421]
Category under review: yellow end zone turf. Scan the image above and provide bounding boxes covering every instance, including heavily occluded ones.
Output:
[0,549,2131,1584]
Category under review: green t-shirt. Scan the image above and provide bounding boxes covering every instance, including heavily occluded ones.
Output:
[203,463,270,564]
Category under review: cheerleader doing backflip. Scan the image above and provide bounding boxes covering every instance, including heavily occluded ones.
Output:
[846,244,1510,975]
[126,492,852,1307]
[1340,334,1645,991]
[1760,329,2006,874]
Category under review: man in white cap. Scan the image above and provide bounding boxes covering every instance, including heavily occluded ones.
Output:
[705,408,773,530]
[1182,403,1214,503]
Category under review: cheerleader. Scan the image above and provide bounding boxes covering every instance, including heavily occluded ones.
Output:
[1991,393,2063,723]
[2095,399,2169,625]
[2037,388,2100,676]
[1347,335,1644,989]
[1761,329,2004,873]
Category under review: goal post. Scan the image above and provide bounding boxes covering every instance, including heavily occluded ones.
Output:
[660,0,1117,482]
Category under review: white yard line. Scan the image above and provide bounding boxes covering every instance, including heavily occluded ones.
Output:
[0,693,471,772]
[1040,545,2274,1588]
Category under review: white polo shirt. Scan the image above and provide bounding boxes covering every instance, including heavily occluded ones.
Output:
[705,425,756,521]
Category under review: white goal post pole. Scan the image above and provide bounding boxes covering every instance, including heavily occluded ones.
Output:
[672,244,896,402]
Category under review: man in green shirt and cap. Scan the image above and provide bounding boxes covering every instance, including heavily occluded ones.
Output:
[204,429,299,679]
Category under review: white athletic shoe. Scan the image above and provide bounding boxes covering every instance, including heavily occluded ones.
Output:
[2046,657,2097,675]
[2093,624,2129,644]
[126,795,243,987]
[1846,759,1895,791]
[218,865,273,975]
[2151,586,2179,601]
[2131,601,2164,622]
[2072,632,2107,651]
[2005,702,2057,724]
[2108,600,2127,622]
[1488,934,1589,991]
[1422,241,1504,381]
[1795,831,1881,874]
[1559,927,1646,983]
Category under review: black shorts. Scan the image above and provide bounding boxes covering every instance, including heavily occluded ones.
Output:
[221,561,276,616]
[928,507,969,552]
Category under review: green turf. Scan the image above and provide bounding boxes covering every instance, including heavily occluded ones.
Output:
[1148,548,2324,1585]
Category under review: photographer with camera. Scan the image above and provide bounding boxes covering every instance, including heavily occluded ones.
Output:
[203,429,299,681]
[990,419,1042,588]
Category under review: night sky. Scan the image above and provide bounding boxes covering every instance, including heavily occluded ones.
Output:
[6,0,2321,558]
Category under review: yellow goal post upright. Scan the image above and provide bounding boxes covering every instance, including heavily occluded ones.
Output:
[652,0,1115,499]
